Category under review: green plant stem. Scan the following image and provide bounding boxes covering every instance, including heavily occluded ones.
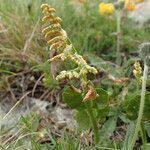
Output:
[87,108,99,144]
[129,64,149,150]
[140,121,147,150]
[116,10,121,65]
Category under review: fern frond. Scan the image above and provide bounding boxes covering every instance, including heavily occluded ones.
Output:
[41,3,97,89]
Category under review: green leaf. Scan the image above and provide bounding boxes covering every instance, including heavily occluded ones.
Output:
[122,121,136,150]
[144,121,150,138]
[94,88,109,109]
[99,116,117,144]
[63,87,85,110]
[97,107,109,121]
[75,110,91,130]
[125,92,150,120]
[63,87,109,113]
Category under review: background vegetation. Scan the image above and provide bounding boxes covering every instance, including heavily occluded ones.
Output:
[0,0,150,149]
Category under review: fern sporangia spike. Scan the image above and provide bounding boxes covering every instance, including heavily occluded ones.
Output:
[41,3,98,91]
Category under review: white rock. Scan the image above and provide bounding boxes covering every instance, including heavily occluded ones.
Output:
[0,97,75,130]
[0,97,50,128]
[128,1,150,27]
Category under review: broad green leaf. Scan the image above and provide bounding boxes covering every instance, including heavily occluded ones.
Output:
[63,87,85,110]
[94,88,109,109]
[93,88,109,120]
[63,87,109,111]
[75,110,91,130]
[97,107,109,121]
[99,116,117,144]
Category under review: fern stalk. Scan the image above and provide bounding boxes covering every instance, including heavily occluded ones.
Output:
[129,64,149,150]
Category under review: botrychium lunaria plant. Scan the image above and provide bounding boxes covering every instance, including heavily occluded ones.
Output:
[129,42,150,150]
[41,3,100,144]
[41,4,97,91]
[98,0,145,65]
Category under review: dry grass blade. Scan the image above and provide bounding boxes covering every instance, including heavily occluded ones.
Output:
[13,132,38,148]
[32,74,45,97]
[2,128,22,146]
[2,92,30,120]
[22,18,40,54]
[14,145,26,150]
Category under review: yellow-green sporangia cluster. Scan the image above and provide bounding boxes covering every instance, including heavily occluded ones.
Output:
[41,4,98,88]
[133,61,142,82]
